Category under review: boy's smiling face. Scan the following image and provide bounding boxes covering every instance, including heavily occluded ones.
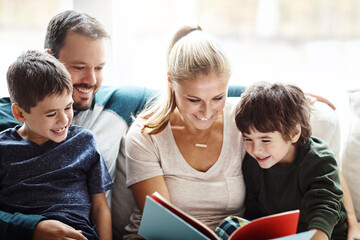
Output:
[17,91,74,145]
[242,128,299,169]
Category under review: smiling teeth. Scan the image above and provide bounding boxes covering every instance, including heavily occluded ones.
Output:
[53,127,66,133]
[195,115,208,121]
[77,88,91,93]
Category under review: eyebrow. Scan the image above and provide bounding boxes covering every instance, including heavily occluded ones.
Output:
[186,92,225,99]
[67,61,106,66]
[44,100,74,114]
[243,134,272,139]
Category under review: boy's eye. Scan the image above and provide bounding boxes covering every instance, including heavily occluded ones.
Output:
[95,66,104,71]
[46,112,56,117]
[243,138,252,142]
[73,66,85,70]
[262,139,271,143]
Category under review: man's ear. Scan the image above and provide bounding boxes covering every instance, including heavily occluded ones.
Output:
[291,124,302,143]
[12,103,26,123]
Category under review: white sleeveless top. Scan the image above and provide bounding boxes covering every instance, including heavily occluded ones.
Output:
[125,102,246,232]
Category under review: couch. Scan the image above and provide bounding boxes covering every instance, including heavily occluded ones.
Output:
[341,90,360,223]
[111,93,360,239]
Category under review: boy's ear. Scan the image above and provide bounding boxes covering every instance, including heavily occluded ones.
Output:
[12,103,26,123]
[44,48,52,55]
[291,124,302,143]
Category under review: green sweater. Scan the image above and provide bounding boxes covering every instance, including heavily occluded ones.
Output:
[243,137,347,240]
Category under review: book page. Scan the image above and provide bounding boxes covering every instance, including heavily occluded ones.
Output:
[151,192,219,240]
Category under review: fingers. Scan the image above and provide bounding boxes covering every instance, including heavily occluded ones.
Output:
[33,219,87,240]
[64,229,88,240]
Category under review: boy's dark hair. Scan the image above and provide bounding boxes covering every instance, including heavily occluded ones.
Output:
[235,82,312,146]
[6,50,73,113]
[44,10,109,59]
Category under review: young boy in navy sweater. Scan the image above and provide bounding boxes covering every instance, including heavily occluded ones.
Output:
[0,50,113,240]
[235,82,347,240]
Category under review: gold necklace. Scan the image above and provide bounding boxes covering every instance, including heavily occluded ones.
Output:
[192,125,213,148]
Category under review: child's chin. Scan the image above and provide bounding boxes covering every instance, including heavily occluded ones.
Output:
[51,133,68,143]
[258,162,273,169]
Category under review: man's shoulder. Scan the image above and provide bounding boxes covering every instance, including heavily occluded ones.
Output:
[93,85,158,125]
[0,97,19,132]
[95,85,158,106]
[0,126,16,141]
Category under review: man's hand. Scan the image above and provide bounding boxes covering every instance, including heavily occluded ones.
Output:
[33,220,88,240]
[306,93,336,110]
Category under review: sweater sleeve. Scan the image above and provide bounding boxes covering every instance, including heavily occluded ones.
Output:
[299,139,344,238]
[0,210,46,240]
[242,153,263,220]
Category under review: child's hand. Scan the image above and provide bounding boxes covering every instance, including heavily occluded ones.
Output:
[310,229,329,240]
[33,219,88,240]
[347,223,360,240]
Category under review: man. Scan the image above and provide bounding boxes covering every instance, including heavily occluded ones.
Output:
[0,10,155,240]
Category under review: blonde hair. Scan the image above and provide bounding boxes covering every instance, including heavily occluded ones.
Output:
[138,26,231,134]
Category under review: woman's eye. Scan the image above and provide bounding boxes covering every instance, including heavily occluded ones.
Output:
[213,96,223,101]
[188,98,200,103]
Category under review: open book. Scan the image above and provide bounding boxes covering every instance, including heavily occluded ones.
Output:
[139,192,315,240]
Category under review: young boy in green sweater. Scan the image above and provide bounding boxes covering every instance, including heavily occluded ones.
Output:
[234,82,347,240]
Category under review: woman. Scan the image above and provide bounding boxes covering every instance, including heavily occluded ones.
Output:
[124,26,360,240]
[124,26,245,238]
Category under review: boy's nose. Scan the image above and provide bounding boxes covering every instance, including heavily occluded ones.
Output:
[253,143,263,155]
[58,112,69,125]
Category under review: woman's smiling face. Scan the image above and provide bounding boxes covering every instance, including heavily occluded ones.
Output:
[172,72,228,130]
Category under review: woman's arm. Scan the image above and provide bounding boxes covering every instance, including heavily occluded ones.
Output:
[91,193,112,240]
[131,175,170,212]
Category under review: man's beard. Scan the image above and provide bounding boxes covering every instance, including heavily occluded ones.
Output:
[73,98,93,111]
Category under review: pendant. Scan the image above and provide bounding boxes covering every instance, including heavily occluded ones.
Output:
[194,143,207,148]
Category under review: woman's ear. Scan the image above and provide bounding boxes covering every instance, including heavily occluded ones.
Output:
[12,103,26,123]
[167,73,173,90]
[291,124,302,143]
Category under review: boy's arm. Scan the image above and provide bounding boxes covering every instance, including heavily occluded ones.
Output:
[91,193,112,240]
[339,171,360,240]
[309,229,329,240]
[301,148,346,239]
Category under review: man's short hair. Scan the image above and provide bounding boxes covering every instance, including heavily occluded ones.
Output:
[6,50,73,113]
[44,10,109,59]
